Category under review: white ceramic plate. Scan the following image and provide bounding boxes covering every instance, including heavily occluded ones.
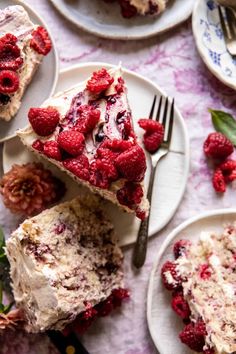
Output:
[147,209,236,354]
[0,0,59,143]
[192,0,236,90]
[49,0,195,40]
[2,62,190,247]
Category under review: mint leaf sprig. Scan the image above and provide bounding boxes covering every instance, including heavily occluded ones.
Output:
[209,109,236,146]
[0,226,14,314]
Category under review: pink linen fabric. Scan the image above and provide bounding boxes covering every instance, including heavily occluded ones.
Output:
[1,1,236,353]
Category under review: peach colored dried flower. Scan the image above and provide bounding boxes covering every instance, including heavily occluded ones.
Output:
[0,308,25,331]
[0,163,65,216]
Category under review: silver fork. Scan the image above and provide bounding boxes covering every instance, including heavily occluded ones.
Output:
[218,5,236,56]
[132,95,174,268]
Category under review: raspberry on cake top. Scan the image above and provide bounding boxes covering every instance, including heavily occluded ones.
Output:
[0,5,52,121]
[18,66,149,219]
[161,225,236,354]
[6,196,127,333]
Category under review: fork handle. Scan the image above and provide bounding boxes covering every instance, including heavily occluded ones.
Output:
[132,165,155,268]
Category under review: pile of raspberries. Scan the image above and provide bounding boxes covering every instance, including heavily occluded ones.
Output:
[0,27,51,99]
[203,132,236,193]
[161,240,215,354]
[30,68,147,219]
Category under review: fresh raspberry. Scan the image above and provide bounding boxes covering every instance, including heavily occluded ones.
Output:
[83,303,98,321]
[111,288,129,308]
[89,160,111,189]
[0,70,19,94]
[212,168,226,193]
[199,264,212,280]
[95,159,118,181]
[203,132,233,159]
[179,320,207,352]
[43,141,62,161]
[118,0,137,17]
[75,104,100,134]
[63,155,90,181]
[32,139,44,152]
[219,159,236,182]
[115,77,125,94]
[86,68,114,94]
[28,107,60,136]
[171,291,190,320]
[57,130,85,156]
[173,239,191,259]
[30,26,52,55]
[99,139,133,153]
[116,181,143,208]
[115,145,146,182]
[0,33,17,45]
[122,118,134,140]
[0,42,23,71]
[138,119,164,153]
[161,261,183,290]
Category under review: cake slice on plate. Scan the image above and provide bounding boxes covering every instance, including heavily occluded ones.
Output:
[6,195,128,333]
[0,5,52,121]
[18,66,149,219]
[161,225,236,354]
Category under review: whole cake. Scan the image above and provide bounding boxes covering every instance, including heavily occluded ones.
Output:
[6,196,126,333]
[0,5,52,121]
[161,225,236,354]
[18,66,149,219]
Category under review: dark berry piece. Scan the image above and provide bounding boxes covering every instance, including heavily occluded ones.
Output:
[115,145,146,182]
[58,130,85,156]
[118,0,137,18]
[0,93,10,105]
[0,70,19,94]
[30,26,52,55]
[86,68,114,94]
[173,239,191,259]
[203,132,233,159]
[116,181,143,208]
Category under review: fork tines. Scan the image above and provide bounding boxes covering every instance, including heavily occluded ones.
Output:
[149,95,174,145]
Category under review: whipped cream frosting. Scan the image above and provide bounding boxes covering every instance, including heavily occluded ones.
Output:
[0,5,42,121]
[6,196,124,332]
[176,225,236,354]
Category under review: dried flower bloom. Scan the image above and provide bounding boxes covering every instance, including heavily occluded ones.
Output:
[0,163,65,216]
[0,308,25,331]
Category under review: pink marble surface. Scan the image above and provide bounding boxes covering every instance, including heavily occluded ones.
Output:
[1,1,236,353]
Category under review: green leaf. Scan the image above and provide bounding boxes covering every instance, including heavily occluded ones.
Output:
[3,301,14,314]
[210,109,236,145]
[0,227,5,252]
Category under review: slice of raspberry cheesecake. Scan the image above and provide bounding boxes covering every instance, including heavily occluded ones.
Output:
[6,196,128,333]
[18,67,149,219]
[161,226,236,354]
[0,5,52,121]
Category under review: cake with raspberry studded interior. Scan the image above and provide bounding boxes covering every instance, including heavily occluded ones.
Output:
[18,66,149,220]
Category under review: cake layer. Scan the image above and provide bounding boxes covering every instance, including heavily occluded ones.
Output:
[6,196,124,333]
